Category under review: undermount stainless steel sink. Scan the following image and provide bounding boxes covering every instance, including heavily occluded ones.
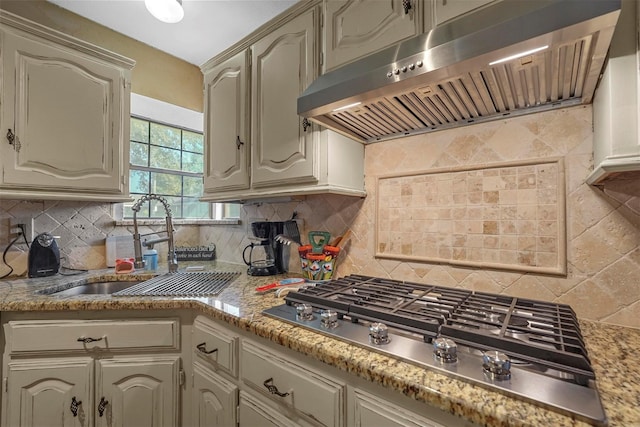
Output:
[47,281,142,296]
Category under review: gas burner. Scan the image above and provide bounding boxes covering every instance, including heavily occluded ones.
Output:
[266,274,606,425]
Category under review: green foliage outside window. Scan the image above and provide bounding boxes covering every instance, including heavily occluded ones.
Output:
[125,117,209,219]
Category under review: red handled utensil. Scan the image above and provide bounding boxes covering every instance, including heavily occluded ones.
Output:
[255,277,306,293]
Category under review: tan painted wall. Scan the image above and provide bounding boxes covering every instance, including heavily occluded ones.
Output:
[1,0,203,112]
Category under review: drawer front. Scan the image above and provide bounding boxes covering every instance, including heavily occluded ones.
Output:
[241,340,345,427]
[6,319,179,354]
[193,315,238,376]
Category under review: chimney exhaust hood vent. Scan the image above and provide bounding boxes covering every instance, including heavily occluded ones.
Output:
[298,0,621,144]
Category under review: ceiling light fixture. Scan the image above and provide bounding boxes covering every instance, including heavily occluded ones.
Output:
[144,0,184,24]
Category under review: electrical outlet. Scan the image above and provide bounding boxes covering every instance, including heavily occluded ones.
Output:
[10,217,34,243]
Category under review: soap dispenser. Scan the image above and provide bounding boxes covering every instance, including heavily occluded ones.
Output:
[143,248,158,272]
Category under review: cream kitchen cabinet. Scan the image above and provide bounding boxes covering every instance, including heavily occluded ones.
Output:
[349,387,448,427]
[250,6,320,189]
[324,0,423,71]
[589,0,640,184]
[190,315,239,427]
[1,317,182,427]
[238,390,304,427]
[433,0,495,25]
[5,358,92,427]
[5,357,179,427]
[192,361,238,427]
[200,2,365,203]
[0,11,134,202]
[240,339,345,427]
[202,49,250,194]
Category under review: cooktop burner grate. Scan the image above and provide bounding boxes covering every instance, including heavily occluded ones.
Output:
[285,274,594,382]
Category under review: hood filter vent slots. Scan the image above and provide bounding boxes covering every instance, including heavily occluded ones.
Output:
[327,37,595,142]
[299,0,621,143]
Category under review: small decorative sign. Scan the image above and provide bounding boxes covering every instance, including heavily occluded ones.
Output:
[175,245,216,261]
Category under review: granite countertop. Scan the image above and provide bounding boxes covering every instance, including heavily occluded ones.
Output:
[1,262,638,427]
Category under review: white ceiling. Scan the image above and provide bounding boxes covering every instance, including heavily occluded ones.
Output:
[48,0,299,66]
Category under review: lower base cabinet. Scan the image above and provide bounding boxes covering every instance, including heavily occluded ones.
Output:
[96,357,180,427]
[5,358,93,427]
[5,356,179,427]
[238,390,303,427]
[350,387,447,427]
[192,361,238,427]
[1,314,183,427]
[1,312,474,427]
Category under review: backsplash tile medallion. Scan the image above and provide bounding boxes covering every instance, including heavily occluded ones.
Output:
[376,158,566,274]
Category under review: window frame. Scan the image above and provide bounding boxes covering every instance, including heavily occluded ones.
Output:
[128,115,209,219]
[114,93,240,223]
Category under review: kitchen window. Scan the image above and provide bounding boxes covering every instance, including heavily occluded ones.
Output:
[126,117,209,218]
[121,93,240,221]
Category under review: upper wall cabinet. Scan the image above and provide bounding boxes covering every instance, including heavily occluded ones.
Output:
[202,50,250,194]
[0,11,135,201]
[201,2,365,202]
[589,0,640,185]
[250,7,320,188]
[324,0,423,71]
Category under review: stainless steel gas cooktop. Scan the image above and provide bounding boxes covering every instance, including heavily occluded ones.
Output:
[263,275,607,426]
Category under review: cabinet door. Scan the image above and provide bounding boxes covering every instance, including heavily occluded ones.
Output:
[4,358,93,427]
[351,388,444,427]
[434,0,494,25]
[251,7,320,188]
[192,361,238,427]
[95,356,179,427]
[241,340,344,427]
[0,27,131,198]
[324,0,421,71]
[202,50,250,193]
[238,391,301,427]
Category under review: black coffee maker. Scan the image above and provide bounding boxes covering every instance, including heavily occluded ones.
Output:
[28,233,60,278]
[242,221,289,276]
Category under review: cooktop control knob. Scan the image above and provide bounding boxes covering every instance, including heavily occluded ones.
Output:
[433,338,458,363]
[482,350,511,380]
[321,310,338,328]
[296,304,313,321]
[369,323,390,345]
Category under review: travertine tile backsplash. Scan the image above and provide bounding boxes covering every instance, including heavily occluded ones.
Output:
[1,106,639,329]
[376,158,565,274]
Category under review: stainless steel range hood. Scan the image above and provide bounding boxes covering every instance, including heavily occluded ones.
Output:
[298,0,621,143]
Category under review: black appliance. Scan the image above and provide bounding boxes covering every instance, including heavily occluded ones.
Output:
[264,275,606,425]
[28,233,60,278]
[243,221,289,276]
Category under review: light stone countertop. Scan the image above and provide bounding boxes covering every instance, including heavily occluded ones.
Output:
[0,262,638,427]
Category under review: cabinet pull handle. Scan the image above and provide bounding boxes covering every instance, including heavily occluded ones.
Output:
[98,397,109,417]
[263,377,290,397]
[6,129,20,152]
[302,118,311,132]
[77,336,103,343]
[236,135,245,149]
[196,342,218,354]
[402,0,412,14]
[70,396,82,417]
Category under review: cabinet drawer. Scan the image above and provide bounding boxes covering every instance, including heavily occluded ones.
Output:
[6,319,179,354]
[193,315,238,376]
[241,340,345,427]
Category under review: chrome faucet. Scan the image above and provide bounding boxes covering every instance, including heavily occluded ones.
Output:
[131,194,178,273]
